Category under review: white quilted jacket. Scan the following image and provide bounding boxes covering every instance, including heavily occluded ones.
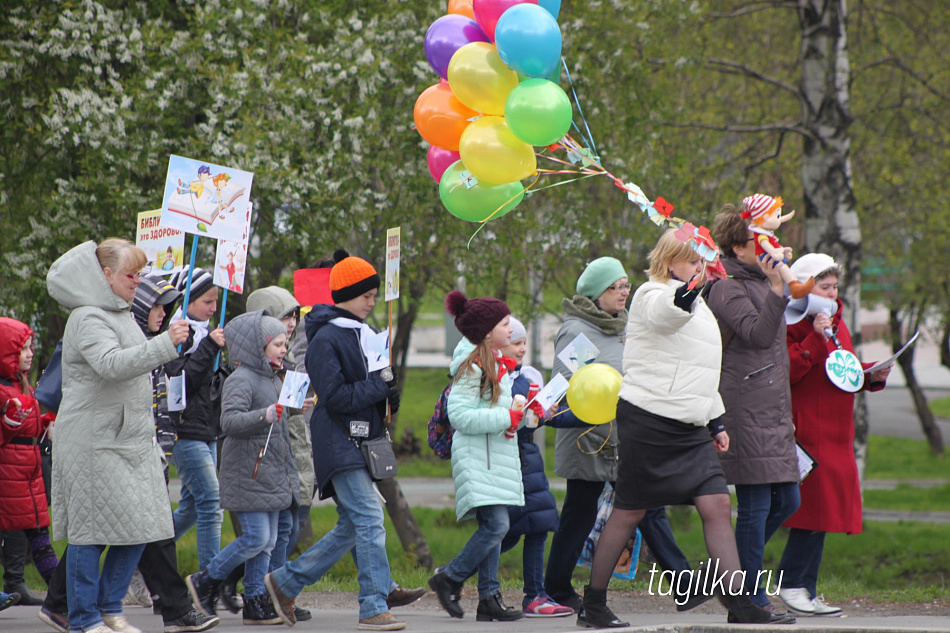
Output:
[47,242,178,545]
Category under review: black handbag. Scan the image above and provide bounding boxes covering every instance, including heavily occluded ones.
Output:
[331,412,398,481]
[34,340,63,413]
[360,433,398,481]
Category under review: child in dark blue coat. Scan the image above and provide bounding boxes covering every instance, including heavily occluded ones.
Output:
[499,318,573,618]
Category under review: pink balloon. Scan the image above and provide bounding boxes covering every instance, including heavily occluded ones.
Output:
[427,146,461,182]
[472,0,538,41]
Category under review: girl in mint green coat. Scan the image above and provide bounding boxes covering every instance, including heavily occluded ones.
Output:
[428,291,526,623]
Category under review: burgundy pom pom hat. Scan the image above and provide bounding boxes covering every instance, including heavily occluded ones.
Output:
[445,290,511,344]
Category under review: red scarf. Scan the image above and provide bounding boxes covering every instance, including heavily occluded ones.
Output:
[496,354,517,382]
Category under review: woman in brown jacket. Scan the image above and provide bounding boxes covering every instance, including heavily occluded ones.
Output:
[705,207,801,612]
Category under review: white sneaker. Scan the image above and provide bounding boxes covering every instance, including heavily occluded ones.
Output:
[811,594,843,616]
[122,570,152,608]
[102,614,143,633]
[778,587,816,614]
[82,626,114,633]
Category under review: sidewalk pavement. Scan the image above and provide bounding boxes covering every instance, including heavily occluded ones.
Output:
[6,604,950,633]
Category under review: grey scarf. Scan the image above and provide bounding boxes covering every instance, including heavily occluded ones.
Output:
[561,295,627,335]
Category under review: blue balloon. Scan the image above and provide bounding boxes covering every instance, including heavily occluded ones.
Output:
[538,0,561,19]
[494,4,562,79]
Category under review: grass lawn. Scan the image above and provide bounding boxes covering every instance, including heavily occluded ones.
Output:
[927,394,950,418]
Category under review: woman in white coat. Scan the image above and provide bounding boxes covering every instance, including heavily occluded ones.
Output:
[46,239,188,633]
[580,231,792,628]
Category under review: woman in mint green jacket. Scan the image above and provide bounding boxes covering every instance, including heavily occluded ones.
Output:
[428,291,526,624]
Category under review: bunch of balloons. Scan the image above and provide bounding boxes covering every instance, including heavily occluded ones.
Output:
[415,0,572,223]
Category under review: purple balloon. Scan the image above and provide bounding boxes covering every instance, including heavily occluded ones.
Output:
[424,14,489,79]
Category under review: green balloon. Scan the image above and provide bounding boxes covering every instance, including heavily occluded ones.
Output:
[505,78,573,146]
[439,160,525,222]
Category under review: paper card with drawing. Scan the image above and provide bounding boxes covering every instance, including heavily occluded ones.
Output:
[557,333,600,373]
[362,330,390,373]
[278,371,311,409]
[529,373,570,412]
[167,372,186,412]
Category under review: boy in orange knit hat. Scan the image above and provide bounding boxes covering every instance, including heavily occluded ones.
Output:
[265,249,415,631]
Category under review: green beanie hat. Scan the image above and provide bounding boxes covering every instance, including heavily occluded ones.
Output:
[575,257,627,300]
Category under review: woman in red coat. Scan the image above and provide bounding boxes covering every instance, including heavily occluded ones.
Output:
[776,255,890,617]
[0,317,59,591]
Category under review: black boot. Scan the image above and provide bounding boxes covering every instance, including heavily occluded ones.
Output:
[242,594,281,625]
[577,585,629,629]
[723,593,796,624]
[185,569,221,617]
[218,564,244,614]
[475,592,523,622]
[427,568,464,618]
[3,582,42,606]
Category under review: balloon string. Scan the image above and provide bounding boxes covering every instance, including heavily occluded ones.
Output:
[550,407,572,417]
[576,420,613,455]
[560,56,599,160]
[465,173,542,249]
[526,172,603,194]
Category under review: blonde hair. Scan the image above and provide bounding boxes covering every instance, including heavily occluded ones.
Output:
[454,338,503,405]
[647,229,700,282]
[96,238,147,274]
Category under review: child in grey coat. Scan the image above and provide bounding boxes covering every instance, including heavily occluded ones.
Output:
[186,310,299,625]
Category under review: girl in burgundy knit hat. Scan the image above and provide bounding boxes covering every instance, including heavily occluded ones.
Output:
[429,291,541,623]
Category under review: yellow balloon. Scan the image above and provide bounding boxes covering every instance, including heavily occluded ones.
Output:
[448,42,519,115]
[566,363,623,425]
[459,116,537,184]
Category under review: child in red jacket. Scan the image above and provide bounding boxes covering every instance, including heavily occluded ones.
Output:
[0,317,59,596]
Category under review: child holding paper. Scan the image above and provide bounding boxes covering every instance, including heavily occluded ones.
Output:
[497,317,573,618]
[428,291,525,622]
[187,310,298,625]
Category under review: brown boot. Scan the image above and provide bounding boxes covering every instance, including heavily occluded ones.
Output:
[788,277,815,299]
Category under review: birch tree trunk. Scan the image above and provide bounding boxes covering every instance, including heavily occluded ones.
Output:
[797,0,871,477]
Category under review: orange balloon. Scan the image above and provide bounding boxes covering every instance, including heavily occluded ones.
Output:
[413,83,478,151]
[448,0,476,19]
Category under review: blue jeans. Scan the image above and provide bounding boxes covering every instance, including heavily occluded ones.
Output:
[777,528,826,598]
[501,530,546,604]
[734,482,800,606]
[67,543,145,632]
[445,505,509,600]
[287,505,311,554]
[270,468,391,619]
[208,511,278,597]
[172,439,223,570]
[268,508,295,573]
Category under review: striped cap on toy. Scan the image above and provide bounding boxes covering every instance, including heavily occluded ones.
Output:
[741,194,783,221]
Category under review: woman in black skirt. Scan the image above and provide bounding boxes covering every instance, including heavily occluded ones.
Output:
[579,230,794,628]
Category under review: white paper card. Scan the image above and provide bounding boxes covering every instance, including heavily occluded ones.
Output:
[556,332,600,373]
[530,373,570,413]
[864,331,919,374]
[167,372,186,412]
[362,330,390,373]
[796,441,817,482]
[278,371,311,409]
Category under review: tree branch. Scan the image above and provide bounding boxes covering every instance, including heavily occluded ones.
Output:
[706,58,801,98]
[662,120,816,141]
[744,130,787,174]
[707,1,799,19]
[854,56,950,102]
